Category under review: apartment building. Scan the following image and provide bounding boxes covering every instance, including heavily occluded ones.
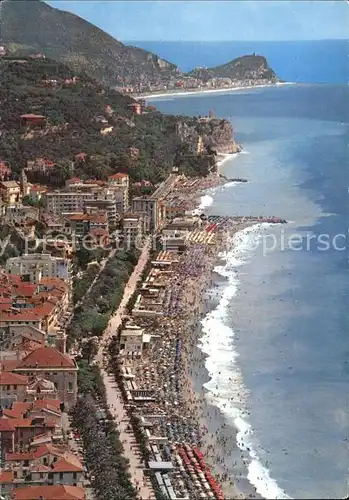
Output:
[0,417,58,455]
[121,213,144,248]
[131,197,160,232]
[45,191,92,215]
[108,172,129,210]
[6,254,72,283]
[13,346,78,408]
[5,442,84,488]
[0,274,70,335]
[45,185,126,229]
[132,174,179,231]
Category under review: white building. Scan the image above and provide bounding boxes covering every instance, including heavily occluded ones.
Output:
[6,253,71,283]
[119,324,150,356]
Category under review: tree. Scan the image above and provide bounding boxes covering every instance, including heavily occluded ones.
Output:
[81,338,98,363]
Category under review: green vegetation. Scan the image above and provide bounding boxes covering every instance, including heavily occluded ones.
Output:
[2,0,178,87]
[2,1,276,89]
[188,54,276,82]
[67,250,137,348]
[71,375,137,500]
[0,57,217,185]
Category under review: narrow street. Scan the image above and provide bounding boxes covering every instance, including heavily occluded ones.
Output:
[96,238,155,499]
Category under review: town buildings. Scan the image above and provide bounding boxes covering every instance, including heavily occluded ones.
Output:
[13,347,77,408]
[45,173,129,229]
[6,254,72,283]
[121,213,144,248]
[119,323,150,356]
[0,181,22,204]
[0,273,70,336]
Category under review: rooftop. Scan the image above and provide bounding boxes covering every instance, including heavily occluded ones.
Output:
[0,372,29,386]
[11,485,85,500]
[20,114,46,119]
[16,346,76,369]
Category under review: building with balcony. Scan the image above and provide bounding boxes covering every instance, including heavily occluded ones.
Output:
[121,213,144,248]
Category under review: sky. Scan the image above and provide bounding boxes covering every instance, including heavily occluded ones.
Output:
[48,1,348,42]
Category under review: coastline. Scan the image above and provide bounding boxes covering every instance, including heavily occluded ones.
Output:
[133,81,294,100]
[178,226,261,500]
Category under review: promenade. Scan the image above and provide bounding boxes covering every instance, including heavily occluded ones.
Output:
[96,238,155,500]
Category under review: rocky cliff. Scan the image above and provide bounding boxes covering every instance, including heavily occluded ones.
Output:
[176,118,241,155]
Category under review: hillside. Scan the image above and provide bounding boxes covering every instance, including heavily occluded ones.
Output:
[1,1,278,91]
[0,0,179,87]
[0,57,234,184]
[187,55,277,82]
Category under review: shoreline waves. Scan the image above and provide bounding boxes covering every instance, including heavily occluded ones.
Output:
[196,223,292,500]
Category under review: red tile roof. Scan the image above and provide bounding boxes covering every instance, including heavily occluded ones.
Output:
[16,346,75,369]
[0,470,14,483]
[66,177,81,184]
[0,311,41,322]
[3,400,60,420]
[0,417,56,430]
[0,360,21,372]
[20,114,46,119]
[0,419,15,431]
[3,402,32,419]
[52,456,83,473]
[0,372,29,386]
[34,399,61,411]
[69,214,87,221]
[6,451,33,461]
[12,485,85,500]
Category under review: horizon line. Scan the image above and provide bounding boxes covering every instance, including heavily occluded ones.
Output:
[125,38,347,43]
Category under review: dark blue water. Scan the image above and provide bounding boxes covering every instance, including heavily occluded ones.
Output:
[149,85,349,498]
[130,40,348,84]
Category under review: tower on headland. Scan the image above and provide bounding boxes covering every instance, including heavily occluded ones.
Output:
[209,109,214,119]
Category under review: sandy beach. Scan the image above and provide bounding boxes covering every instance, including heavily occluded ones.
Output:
[133,82,293,100]
[98,206,287,499]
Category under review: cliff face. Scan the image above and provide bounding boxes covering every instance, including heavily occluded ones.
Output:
[176,118,240,155]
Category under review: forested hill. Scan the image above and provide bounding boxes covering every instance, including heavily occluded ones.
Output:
[0,58,222,184]
[0,0,179,87]
[188,55,277,82]
[1,1,278,90]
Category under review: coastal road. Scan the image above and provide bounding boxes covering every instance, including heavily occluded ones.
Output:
[96,238,155,500]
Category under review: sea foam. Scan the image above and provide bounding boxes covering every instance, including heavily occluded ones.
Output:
[198,224,292,500]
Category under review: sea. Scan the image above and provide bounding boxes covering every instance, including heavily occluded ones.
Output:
[146,76,349,497]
